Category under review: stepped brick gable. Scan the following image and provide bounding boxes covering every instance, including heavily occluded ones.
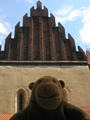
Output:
[0,1,86,61]
[86,50,90,69]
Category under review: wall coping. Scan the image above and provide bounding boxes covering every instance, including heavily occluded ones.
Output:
[0,60,87,66]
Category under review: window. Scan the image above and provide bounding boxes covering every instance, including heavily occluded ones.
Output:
[15,87,29,113]
[17,88,27,112]
[19,94,23,111]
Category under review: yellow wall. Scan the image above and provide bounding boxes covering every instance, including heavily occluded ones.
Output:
[0,65,90,114]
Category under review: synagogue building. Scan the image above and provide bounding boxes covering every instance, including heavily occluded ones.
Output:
[0,1,90,119]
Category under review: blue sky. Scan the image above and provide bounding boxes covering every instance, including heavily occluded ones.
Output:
[0,0,90,54]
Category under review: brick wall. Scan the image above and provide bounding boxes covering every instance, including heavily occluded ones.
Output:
[52,27,61,60]
[0,1,86,61]
[0,45,2,51]
[86,50,90,64]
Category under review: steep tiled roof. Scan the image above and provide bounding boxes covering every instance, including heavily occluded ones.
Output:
[0,114,13,120]
[0,110,90,120]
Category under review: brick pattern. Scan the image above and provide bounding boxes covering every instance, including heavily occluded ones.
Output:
[33,17,39,60]
[0,114,14,120]
[39,17,44,60]
[58,23,66,60]
[78,46,86,60]
[0,1,86,61]
[0,45,2,52]
[83,109,90,117]
[86,51,90,64]
[0,45,5,60]
[53,27,61,60]
[68,33,77,60]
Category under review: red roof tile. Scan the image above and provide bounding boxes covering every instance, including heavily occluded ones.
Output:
[83,109,90,117]
[0,114,13,120]
[0,110,90,120]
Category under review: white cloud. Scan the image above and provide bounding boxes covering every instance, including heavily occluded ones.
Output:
[25,0,34,4]
[0,22,7,34]
[79,8,90,43]
[0,22,11,35]
[54,6,90,44]
[55,16,67,23]
[68,9,81,21]
[79,21,90,43]
[0,12,11,35]
[83,8,90,22]
[0,12,12,50]
[54,6,73,16]
[54,6,82,23]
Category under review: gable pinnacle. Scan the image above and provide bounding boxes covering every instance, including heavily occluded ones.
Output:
[37,1,42,9]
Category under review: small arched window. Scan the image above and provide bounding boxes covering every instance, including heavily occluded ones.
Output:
[19,94,23,111]
[17,89,26,112]
[15,87,29,113]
